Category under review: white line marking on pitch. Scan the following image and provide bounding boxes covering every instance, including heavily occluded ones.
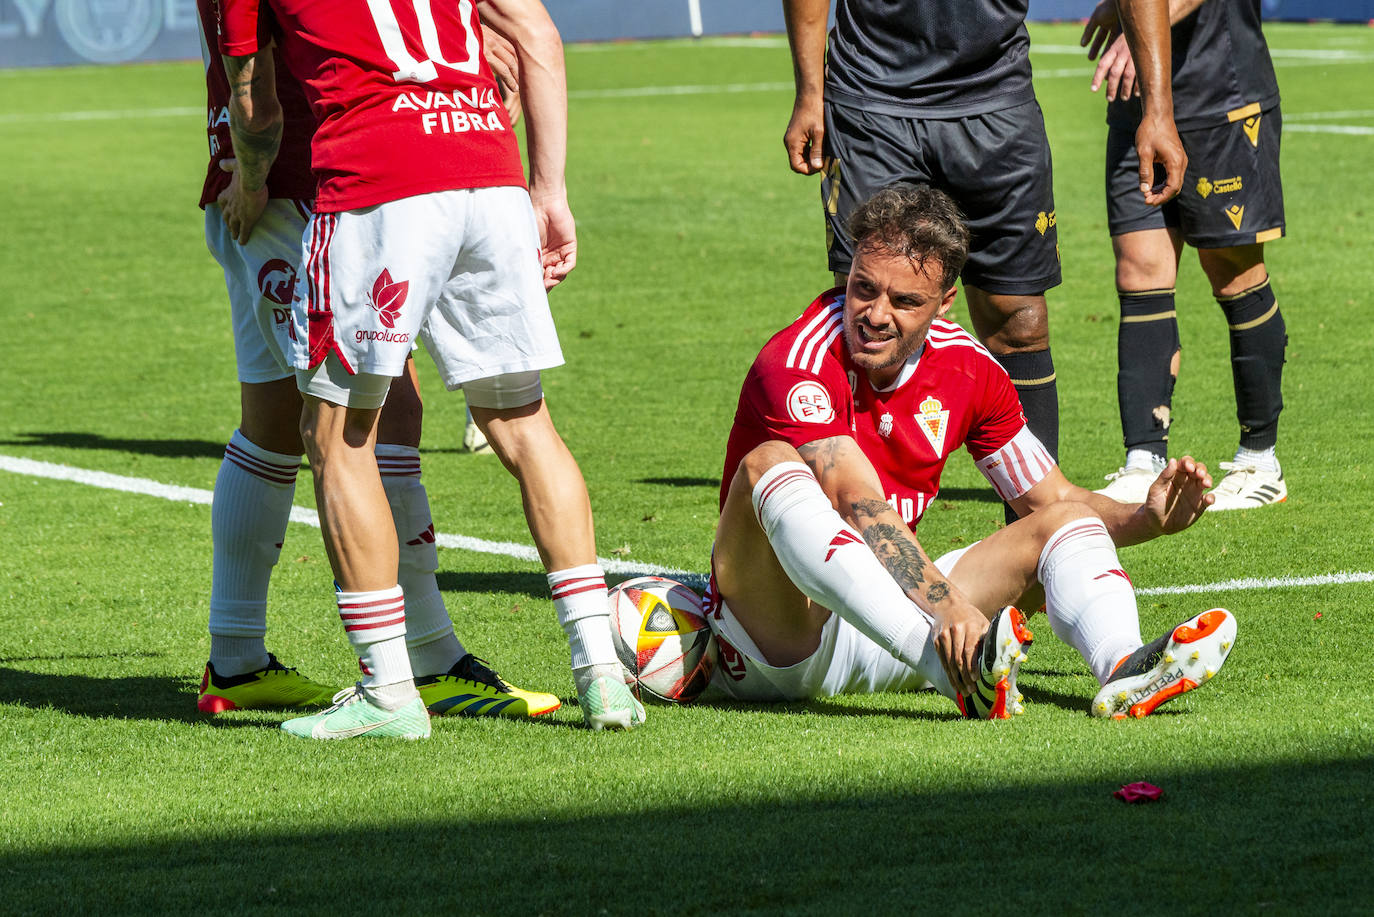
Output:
[0,453,699,582]
[3,453,1367,597]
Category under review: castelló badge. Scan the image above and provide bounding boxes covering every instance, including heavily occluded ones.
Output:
[915,396,949,455]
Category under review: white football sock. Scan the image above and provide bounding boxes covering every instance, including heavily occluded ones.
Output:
[1125,448,1166,473]
[1038,518,1144,683]
[208,430,299,676]
[751,462,953,698]
[548,564,620,694]
[1233,446,1279,472]
[376,444,467,677]
[336,585,415,699]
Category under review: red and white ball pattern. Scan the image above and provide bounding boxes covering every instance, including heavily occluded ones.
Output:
[608,576,716,704]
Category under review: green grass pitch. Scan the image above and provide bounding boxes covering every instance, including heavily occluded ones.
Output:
[1,22,1372,915]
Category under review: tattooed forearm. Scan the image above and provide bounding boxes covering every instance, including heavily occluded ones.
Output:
[797,438,841,477]
[849,497,892,521]
[861,521,927,591]
[223,54,282,191]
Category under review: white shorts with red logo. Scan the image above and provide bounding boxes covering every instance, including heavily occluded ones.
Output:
[204,199,312,384]
[705,547,970,701]
[292,186,564,393]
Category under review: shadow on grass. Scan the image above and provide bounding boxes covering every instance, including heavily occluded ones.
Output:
[435,569,553,600]
[2,756,1369,914]
[0,665,269,727]
[0,431,236,461]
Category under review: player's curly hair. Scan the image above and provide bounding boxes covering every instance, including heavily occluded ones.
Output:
[848,183,970,290]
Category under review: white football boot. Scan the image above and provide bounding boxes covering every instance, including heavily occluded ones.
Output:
[1208,462,1287,510]
[1091,608,1236,718]
[1094,467,1157,504]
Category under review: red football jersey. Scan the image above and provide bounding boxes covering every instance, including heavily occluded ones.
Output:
[219,0,526,213]
[197,0,315,207]
[721,289,1055,525]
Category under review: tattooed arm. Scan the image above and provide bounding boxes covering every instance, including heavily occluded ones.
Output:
[220,48,282,243]
[797,435,990,694]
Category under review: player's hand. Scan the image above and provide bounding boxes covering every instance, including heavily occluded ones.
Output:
[1081,0,1121,63]
[531,190,576,290]
[1134,112,1187,206]
[482,24,522,126]
[784,92,825,175]
[1144,456,1215,535]
[216,158,269,244]
[1090,33,1139,101]
[931,600,990,698]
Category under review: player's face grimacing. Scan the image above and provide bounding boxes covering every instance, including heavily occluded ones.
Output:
[843,246,957,388]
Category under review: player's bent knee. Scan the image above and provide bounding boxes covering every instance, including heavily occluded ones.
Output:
[736,441,807,491]
[1033,499,1099,533]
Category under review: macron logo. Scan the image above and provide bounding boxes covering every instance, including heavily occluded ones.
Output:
[824,530,863,562]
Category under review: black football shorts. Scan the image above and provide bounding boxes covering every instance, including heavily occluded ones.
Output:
[821,98,1061,295]
[1106,105,1285,248]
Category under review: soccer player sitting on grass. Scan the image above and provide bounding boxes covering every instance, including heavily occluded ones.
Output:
[703,183,1237,718]
[194,0,560,721]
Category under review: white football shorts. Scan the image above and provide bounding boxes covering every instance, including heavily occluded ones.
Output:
[705,546,971,701]
[293,186,564,406]
[204,199,312,384]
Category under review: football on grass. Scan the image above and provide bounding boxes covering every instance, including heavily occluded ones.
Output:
[608,576,716,704]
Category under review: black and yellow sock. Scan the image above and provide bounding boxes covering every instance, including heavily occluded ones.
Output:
[1218,279,1285,451]
[1117,288,1178,460]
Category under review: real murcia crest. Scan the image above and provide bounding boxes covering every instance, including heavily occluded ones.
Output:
[878,412,894,438]
[914,396,949,455]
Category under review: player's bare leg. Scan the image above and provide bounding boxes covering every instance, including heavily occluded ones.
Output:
[301,397,397,590]
[713,443,828,667]
[1096,227,1184,503]
[470,399,638,729]
[281,392,428,739]
[964,288,1058,520]
[1197,243,1287,509]
[377,364,560,718]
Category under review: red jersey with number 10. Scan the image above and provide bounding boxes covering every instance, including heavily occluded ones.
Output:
[219,0,526,213]
[721,289,1055,526]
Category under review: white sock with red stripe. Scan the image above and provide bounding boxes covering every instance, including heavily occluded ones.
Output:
[376,444,466,677]
[1038,518,1143,684]
[548,564,620,694]
[209,429,299,677]
[751,462,953,697]
[336,585,416,705]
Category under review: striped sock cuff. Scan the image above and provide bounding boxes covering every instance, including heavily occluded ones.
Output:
[224,429,299,487]
[375,443,421,477]
[337,585,406,644]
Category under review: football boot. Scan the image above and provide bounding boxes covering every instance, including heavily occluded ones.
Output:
[1208,463,1286,510]
[1092,608,1236,718]
[281,683,430,740]
[579,673,646,731]
[415,654,561,718]
[197,654,336,713]
[956,606,1034,720]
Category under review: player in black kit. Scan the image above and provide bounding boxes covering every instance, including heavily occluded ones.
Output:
[1083,0,1288,511]
[782,0,1185,512]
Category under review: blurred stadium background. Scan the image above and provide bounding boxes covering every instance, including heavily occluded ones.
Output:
[2,0,1370,69]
